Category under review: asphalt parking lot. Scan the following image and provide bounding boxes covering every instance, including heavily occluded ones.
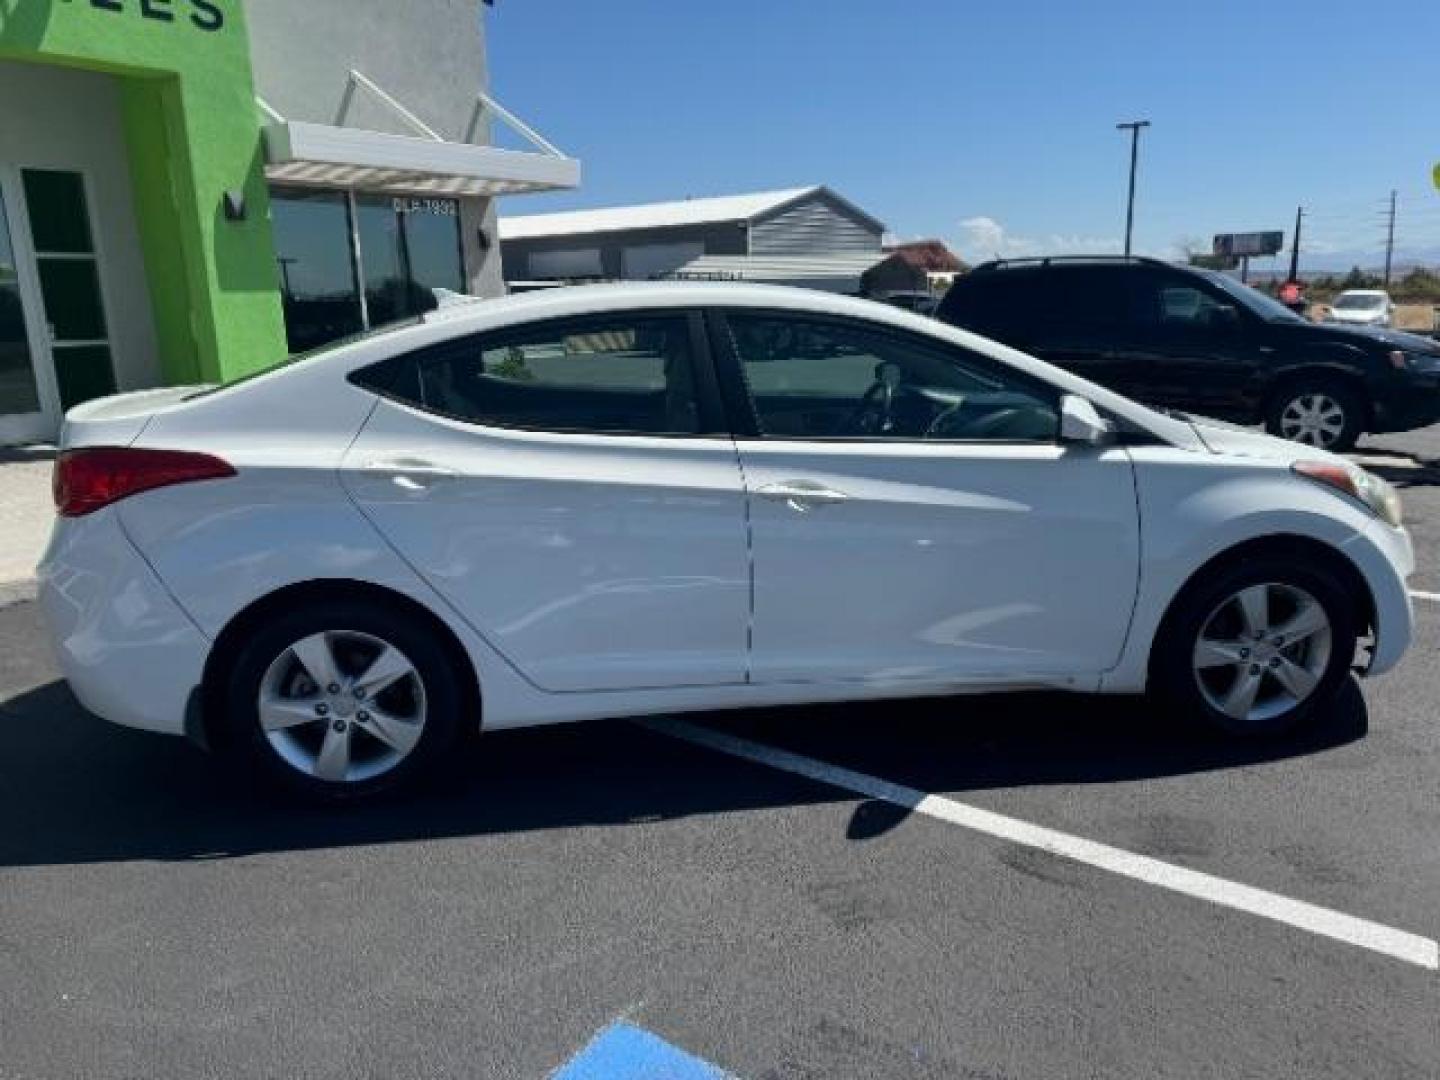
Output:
[2,430,1438,1079]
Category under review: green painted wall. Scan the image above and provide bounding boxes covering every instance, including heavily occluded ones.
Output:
[0,0,287,384]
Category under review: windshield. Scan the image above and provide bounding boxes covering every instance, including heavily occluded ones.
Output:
[1335,293,1385,311]
[1198,270,1304,323]
[185,319,423,400]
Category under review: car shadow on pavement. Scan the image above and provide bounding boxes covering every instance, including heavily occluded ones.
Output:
[0,677,1367,869]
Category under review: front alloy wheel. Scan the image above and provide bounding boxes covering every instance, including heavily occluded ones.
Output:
[1191,583,1332,725]
[1152,554,1358,737]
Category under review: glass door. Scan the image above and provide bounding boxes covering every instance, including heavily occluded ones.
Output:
[20,169,117,412]
[0,171,52,445]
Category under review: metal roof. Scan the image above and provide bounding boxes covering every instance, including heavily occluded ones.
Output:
[499,186,882,241]
[666,253,888,288]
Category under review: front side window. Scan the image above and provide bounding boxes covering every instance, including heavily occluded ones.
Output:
[727,313,1059,442]
[1134,276,1241,333]
[359,314,703,436]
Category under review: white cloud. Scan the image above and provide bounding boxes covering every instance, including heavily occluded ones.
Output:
[956,216,1125,263]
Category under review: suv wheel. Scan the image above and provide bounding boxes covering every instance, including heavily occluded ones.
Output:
[1266,380,1363,452]
[1151,556,1358,737]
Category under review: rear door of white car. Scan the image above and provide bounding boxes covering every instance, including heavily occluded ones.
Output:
[342,309,750,693]
[709,307,1142,686]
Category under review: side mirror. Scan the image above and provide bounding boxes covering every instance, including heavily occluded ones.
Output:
[1059,395,1113,446]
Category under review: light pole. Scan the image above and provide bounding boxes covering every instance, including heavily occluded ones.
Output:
[1116,120,1151,258]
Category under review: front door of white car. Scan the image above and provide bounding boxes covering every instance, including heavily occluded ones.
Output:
[343,310,750,693]
[714,310,1142,685]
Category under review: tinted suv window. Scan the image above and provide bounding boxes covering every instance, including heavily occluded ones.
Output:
[939,269,1034,338]
[727,312,1058,442]
[1131,273,1241,332]
[353,314,703,435]
[1041,266,1130,329]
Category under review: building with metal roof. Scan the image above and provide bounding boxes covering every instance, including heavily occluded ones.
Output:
[499,186,886,285]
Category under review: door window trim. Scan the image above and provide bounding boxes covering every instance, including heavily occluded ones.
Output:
[705,306,1065,446]
[349,308,732,439]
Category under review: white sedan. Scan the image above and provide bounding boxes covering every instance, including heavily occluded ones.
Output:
[1325,289,1396,328]
[39,283,1415,800]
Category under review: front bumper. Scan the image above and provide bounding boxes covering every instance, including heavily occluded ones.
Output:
[37,510,210,737]
[1341,517,1415,677]
[1371,375,1440,433]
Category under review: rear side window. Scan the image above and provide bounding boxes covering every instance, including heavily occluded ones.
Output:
[939,271,1031,339]
[352,314,704,435]
[1042,267,1130,330]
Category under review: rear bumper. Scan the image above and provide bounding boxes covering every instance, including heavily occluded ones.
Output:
[37,510,209,737]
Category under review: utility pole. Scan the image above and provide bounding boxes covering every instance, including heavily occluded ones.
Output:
[1288,206,1305,283]
[1116,120,1151,258]
[1383,189,1397,286]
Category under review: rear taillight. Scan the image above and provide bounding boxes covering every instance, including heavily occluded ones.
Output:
[54,447,236,518]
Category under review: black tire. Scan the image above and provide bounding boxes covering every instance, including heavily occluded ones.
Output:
[216,597,466,801]
[1150,554,1358,738]
[1264,378,1365,453]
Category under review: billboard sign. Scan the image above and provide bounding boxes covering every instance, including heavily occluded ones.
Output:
[1214,231,1284,258]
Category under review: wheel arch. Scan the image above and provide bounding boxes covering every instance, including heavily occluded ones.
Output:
[1145,533,1376,684]
[199,579,484,750]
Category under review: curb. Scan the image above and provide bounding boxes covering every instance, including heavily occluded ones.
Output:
[0,579,38,609]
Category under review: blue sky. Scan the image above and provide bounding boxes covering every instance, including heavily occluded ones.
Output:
[488,1,1440,271]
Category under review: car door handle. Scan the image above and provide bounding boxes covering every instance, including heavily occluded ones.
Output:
[756,480,850,512]
[361,458,459,490]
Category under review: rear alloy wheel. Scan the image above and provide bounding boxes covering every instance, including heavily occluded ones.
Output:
[259,631,428,785]
[221,600,465,800]
[1266,382,1363,452]
[1152,557,1358,737]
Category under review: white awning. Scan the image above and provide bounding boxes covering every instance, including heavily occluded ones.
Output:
[260,73,580,199]
[264,122,580,197]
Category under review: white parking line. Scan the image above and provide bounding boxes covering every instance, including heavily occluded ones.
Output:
[1411,590,1440,604]
[645,719,1440,973]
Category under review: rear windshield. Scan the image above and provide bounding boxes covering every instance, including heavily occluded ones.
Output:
[185,320,422,400]
[938,270,1035,337]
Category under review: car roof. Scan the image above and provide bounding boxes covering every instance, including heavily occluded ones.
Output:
[418,281,923,329]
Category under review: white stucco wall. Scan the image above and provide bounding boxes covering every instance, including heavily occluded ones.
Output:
[245,0,503,296]
[0,60,161,405]
[244,0,488,140]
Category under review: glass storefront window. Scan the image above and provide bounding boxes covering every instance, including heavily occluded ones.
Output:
[0,182,42,417]
[271,190,365,354]
[22,169,117,411]
[272,188,464,353]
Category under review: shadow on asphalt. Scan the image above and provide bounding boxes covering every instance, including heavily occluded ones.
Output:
[0,677,1368,868]
[1362,451,1440,490]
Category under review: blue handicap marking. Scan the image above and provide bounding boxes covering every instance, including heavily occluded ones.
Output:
[552,1021,734,1079]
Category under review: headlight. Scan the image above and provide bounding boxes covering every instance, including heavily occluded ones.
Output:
[1293,461,1404,527]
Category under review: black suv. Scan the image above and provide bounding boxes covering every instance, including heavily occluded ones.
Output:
[937,256,1440,451]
